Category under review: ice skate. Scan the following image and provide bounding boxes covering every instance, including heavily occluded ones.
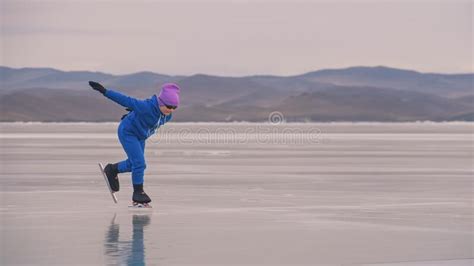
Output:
[98,163,119,203]
[103,163,120,192]
[130,185,152,208]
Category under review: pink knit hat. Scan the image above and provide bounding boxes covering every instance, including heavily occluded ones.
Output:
[158,83,180,107]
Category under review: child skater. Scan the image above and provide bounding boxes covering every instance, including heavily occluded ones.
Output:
[88,81,180,206]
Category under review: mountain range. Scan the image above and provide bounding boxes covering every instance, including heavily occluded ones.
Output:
[0,66,472,122]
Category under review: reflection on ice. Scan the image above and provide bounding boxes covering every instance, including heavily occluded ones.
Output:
[105,213,151,266]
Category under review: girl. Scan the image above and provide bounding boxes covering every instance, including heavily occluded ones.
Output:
[89,81,180,206]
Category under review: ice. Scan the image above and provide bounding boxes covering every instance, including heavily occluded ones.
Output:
[0,122,472,265]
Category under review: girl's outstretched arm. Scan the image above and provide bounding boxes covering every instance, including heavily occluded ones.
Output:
[88,81,146,111]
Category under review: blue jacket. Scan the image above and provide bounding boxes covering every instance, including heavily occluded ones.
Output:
[105,89,172,140]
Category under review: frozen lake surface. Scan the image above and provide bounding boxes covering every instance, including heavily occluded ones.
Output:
[1,122,473,265]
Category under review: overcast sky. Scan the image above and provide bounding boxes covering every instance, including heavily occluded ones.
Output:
[1,0,472,76]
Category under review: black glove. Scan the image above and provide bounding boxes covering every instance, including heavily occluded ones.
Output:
[88,81,107,94]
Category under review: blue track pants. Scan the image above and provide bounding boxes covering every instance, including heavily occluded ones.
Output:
[116,123,146,185]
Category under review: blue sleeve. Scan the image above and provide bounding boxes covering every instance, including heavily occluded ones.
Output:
[104,90,147,111]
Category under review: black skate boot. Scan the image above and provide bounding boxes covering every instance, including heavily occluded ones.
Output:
[132,184,152,208]
[104,163,120,192]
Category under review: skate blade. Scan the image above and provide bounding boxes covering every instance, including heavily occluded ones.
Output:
[98,163,118,204]
[128,202,152,209]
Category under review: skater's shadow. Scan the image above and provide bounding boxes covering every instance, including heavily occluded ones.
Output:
[104,213,152,266]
